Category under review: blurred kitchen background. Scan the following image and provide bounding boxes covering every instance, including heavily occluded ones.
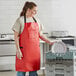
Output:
[0,0,76,76]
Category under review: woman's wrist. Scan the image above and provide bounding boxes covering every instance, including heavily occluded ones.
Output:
[16,48,21,52]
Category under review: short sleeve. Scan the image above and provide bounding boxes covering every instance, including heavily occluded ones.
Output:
[36,18,44,33]
[12,17,21,34]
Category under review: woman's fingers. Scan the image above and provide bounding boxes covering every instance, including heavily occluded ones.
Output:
[19,51,23,59]
[16,50,23,59]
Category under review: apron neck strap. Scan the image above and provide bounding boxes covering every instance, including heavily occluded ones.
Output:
[24,15,26,23]
[32,17,37,22]
[24,15,37,23]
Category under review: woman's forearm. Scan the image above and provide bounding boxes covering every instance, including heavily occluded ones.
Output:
[39,33,53,45]
[14,32,20,51]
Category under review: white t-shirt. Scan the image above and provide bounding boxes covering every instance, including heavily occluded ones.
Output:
[12,16,44,34]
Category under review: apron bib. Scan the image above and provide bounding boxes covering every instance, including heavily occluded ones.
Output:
[15,16,40,72]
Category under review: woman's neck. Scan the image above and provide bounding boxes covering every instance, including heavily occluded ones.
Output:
[26,14,32,18]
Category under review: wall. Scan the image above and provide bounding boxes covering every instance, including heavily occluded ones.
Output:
[0,0,76,36]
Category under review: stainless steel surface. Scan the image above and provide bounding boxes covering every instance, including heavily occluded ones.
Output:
[0,33,14,40]
[0,56,15,70]
[0,37,16,70]
[0,41,16,56]
[51,31,68,37]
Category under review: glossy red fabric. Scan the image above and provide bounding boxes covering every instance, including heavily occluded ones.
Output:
[15,22,40,72]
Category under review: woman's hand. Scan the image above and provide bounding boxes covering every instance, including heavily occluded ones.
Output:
[16,49,23,59]
[49,41,56,45]
[49,40,62,45]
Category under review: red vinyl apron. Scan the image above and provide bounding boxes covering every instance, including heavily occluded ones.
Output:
[15,16,40,72]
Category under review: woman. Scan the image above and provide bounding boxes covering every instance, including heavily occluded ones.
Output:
[12,1,54,76]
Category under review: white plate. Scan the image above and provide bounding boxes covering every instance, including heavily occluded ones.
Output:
[51,42,67,53]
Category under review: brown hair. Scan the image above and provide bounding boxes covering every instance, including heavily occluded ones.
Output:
[20,1,37,16]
